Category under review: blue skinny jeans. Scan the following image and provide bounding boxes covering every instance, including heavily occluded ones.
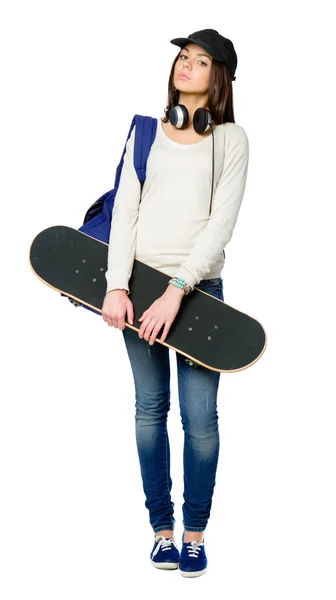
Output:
[122,276,224,534]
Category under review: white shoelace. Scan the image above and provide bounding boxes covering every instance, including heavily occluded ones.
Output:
[152,535,177,558]
[185,540,204,558]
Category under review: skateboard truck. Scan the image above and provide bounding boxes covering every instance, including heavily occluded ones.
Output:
[68,297,83,308]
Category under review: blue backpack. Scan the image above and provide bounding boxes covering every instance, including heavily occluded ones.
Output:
[80,114,157,242]
[65,114,158,314]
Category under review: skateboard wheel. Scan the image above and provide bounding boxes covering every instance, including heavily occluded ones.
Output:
[185,358,199,369]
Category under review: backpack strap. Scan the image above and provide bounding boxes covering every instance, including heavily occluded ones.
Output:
[133,114,158,189]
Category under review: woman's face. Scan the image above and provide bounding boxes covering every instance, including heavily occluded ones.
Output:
[173,43,213,95]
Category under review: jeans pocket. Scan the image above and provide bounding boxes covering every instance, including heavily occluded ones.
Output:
[195,278,224,302]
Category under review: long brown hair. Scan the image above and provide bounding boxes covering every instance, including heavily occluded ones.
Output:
[161,50,235,125]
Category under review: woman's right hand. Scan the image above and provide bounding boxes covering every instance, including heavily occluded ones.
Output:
[101,290,134,330]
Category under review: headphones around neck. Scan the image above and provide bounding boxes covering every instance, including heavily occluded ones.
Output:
[168,105,212,134]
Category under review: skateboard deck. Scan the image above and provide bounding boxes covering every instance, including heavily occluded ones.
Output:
[29,225,267,373]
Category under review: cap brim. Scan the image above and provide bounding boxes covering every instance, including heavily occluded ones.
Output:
[170,37,214,60]
[170,37,191,48]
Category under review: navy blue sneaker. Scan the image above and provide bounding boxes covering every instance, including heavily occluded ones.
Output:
[150,535,180,570]
[178,535,207,577]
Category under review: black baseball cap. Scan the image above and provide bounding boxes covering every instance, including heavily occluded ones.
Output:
[170,28,237,80]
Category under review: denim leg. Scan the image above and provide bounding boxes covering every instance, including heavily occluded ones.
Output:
[122,326,175,533]
[176,277,224,532]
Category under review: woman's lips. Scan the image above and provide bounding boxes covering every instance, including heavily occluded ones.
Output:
[178,74,190,80]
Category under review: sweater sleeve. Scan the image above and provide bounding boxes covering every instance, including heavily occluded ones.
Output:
[174,124,249,289]
[105,126,141,294]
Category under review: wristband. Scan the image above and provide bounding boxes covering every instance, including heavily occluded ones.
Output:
[168,277,193,295]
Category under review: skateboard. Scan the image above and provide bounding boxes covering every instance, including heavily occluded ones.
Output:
[29,225,267,373]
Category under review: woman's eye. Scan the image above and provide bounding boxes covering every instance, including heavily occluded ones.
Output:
[179,54,208,66]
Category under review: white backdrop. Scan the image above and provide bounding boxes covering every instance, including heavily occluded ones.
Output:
[1,1,335,598]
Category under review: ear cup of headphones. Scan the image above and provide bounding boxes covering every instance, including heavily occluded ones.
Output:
[193,107,212,134]
[169,105,213,134]
[168,104,189,129]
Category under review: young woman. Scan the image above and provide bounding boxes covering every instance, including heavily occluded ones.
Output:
[101,29,249,577]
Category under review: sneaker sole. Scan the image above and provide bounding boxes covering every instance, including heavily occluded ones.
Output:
[179,567,207,577]
[151,560,179,569]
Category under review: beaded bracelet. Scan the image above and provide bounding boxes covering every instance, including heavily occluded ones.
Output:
[168,277,193,295]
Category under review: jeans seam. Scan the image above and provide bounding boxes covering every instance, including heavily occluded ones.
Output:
[164,427,174,530]
[165,427,170,495]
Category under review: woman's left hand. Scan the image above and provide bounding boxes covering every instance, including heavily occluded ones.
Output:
[138,284,185,344]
